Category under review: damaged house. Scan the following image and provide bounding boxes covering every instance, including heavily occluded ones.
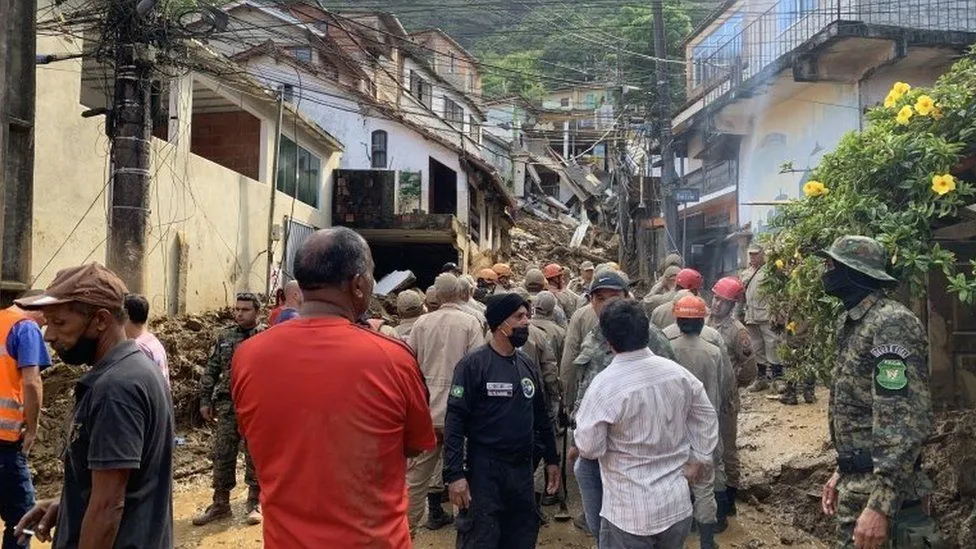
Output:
[671,0,976,281]
[215,0,514,286]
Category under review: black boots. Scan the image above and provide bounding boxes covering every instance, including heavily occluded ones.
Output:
[714,491,729,533]
[699,522,718,549]
[779,381,799,405]
[426,492,453,530]
[802,378,817,403]
[726,486,738,517]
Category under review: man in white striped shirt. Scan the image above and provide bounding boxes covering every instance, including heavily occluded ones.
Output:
[575,299,719,549]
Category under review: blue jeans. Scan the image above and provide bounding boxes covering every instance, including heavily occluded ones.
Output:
[0,446,35,549]
[574,457,603,541]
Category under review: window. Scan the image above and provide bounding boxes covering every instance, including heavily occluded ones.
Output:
[560,97,570,108]
[468,115,479,140]
[289,47,312,63]
[444,97,464,124]
[371,130,388,169]
[691,12,743,88]
[449,53,457,73]
[778,0,818,31]
[282,84,294,103]
[277,135,321,207]
[409,70,433,108]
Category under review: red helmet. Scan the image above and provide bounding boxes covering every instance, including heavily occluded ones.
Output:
[673,295,708,319]
[711,276,745,301]
[675,268,703,291]
[543,263,564,280]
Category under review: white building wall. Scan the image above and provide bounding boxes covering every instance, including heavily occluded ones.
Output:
[737,81,859,232]
[245,58,470,221]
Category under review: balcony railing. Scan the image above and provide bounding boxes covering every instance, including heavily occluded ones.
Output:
[680,160,738,198]
[687,0,976,105]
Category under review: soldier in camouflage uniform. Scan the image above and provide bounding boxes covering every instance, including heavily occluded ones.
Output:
[193,293,265,527]
[818,236,942,549]
[567,272,676,539]
[706,276,758,518]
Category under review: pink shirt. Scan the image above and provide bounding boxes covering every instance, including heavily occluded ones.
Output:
[136,332,170,386]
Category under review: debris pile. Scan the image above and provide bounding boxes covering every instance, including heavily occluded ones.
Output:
[31,310,232,496]
[925,409,976,548]
[509,215,618,278]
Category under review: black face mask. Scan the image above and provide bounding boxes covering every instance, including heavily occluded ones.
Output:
[56,318,99,365]
[507,326,530,348]
[822,263,879,310]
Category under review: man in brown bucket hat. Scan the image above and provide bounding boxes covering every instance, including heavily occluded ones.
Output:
[13,263,173,549]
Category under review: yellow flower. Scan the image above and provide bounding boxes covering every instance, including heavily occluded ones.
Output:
[803,180,828,197]
[884,93,897,108]
[914,95,935,116]
[786,321,797,334]
[793,250,802,260]
[896,105,914,125]
[931,174,957,196]
[775,259,785,270]
[931,107,944,120]
[891,81,911,98]
[790,267,799,279]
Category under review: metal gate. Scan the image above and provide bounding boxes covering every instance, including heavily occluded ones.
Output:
[280,217,318,284]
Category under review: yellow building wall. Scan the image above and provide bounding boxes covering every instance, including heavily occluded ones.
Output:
[33,34,340,314]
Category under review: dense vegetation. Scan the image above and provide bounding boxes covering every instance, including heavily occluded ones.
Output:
[761,50,976,382]
[323,0,713,104]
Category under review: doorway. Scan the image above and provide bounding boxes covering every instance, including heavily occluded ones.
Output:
[429,158,457,215]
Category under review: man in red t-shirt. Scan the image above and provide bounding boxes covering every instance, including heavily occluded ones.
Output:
[232,227,436,549]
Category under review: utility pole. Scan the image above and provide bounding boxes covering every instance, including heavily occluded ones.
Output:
[106,0,155,293]
[0,0,38,301]
[652,0,679,261]
[265,89,285,297]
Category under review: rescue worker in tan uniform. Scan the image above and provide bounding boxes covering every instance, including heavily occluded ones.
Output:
[651,268,703,329]
[648,252,684,296]
[531,291,567,364]
[742,244,785,392]
[706,276,758,518]
[406,274,484,533]
[667,296,733,549]
[492,263,515,293]
[642,264,681,316]
[395,290,424,341]
[567,261,595,295]
[524,268,567,327]
[544,263,581,320]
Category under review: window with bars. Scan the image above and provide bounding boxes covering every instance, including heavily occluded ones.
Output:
[371,130,388,169]
[468,115,479,140]
[289,47,312,63]
[409,70,433,108]
[444,97,464,124]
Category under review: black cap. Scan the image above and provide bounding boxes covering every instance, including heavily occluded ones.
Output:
[442,262,460,273]
[589,272,628,293]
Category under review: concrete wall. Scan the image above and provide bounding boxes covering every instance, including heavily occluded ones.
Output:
[402,57,482,153]
[737,80,858,231]
[33,33,340,314]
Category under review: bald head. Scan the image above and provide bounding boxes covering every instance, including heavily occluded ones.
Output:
[283,280,303,308]
[294,227,372,291]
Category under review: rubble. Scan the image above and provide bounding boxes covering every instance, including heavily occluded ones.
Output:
[509,214,618,278]
[31,310,233,497]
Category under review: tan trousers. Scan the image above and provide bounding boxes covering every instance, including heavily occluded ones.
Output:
[721,405,740,488]
[406,441,444,534]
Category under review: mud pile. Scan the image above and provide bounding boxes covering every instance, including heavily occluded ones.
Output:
[924,409,976,548]
[509,215,618,279]
[31,310,232,496]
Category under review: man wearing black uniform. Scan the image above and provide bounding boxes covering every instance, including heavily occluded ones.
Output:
[444,293,562,549]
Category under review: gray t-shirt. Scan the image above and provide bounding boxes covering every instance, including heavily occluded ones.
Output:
[55,340,174,549]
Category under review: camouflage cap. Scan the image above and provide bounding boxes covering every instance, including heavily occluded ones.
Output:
[817,235,896,282]
[748,243,764,254]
